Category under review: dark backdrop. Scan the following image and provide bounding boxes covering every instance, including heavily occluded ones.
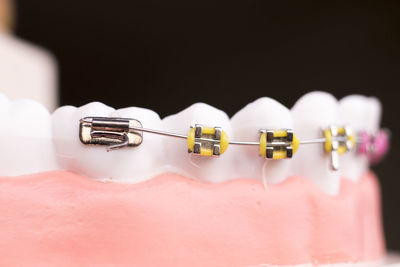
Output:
[15,1,400,250]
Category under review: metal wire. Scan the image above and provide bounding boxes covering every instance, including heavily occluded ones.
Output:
[130,126,358,146]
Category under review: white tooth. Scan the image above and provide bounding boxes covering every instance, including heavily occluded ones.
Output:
[52,102,115,179]
[107,107,163,181]
[0,93,10,115]
[52,102,163,183]
[339,95,382,181]
[0,97,58,176]
[230,97,293,183]
[290,92,340,195]
[365,97,382,133]
[162,103,233,183]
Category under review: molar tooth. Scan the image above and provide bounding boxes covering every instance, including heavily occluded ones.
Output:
[52,102,115,179]
[230,97,293,183]
[162,103,233,183]
[108,107,164,181]
[0,97,58,175]
[339,95,382,181]
[290,92,340,195]
[52,102,163,182]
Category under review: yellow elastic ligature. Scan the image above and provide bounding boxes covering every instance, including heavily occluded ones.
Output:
[259,129,300,159]
[187,125,229,157]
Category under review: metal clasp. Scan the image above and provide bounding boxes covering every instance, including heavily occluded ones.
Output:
[188,124,224,157]
[79,117,143,151]
[324,126,354,171]
[259,129,294,159]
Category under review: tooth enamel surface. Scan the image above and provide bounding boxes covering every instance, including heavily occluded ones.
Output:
[230,97,293,183]
[339,95,382,181]
[108,107,163,181]
[290,92,340,195]
[365,97,381,133]
[161,103,233,183]
[0,93,11,114]
[1,91,380,192]
[52,102,163,182]
[0,94,58,176]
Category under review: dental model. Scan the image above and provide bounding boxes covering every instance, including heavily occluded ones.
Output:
[0,91,391,266]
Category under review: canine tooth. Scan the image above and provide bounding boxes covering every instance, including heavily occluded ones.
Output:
[52,103,163,182]
[0,98,58,175]
[339,95,382,181]
[290,92,340,195]
[230,97,293,183]
[162,103,233,183]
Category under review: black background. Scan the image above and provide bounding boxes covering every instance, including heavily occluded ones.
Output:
[15,1,400,250]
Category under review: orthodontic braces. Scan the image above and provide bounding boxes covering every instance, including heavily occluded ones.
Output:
[79,117,390,171]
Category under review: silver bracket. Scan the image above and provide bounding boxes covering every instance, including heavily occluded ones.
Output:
[190,124,222,157]
[79,117,143,151]
[326,126,353,171]
[260,129,294,159]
